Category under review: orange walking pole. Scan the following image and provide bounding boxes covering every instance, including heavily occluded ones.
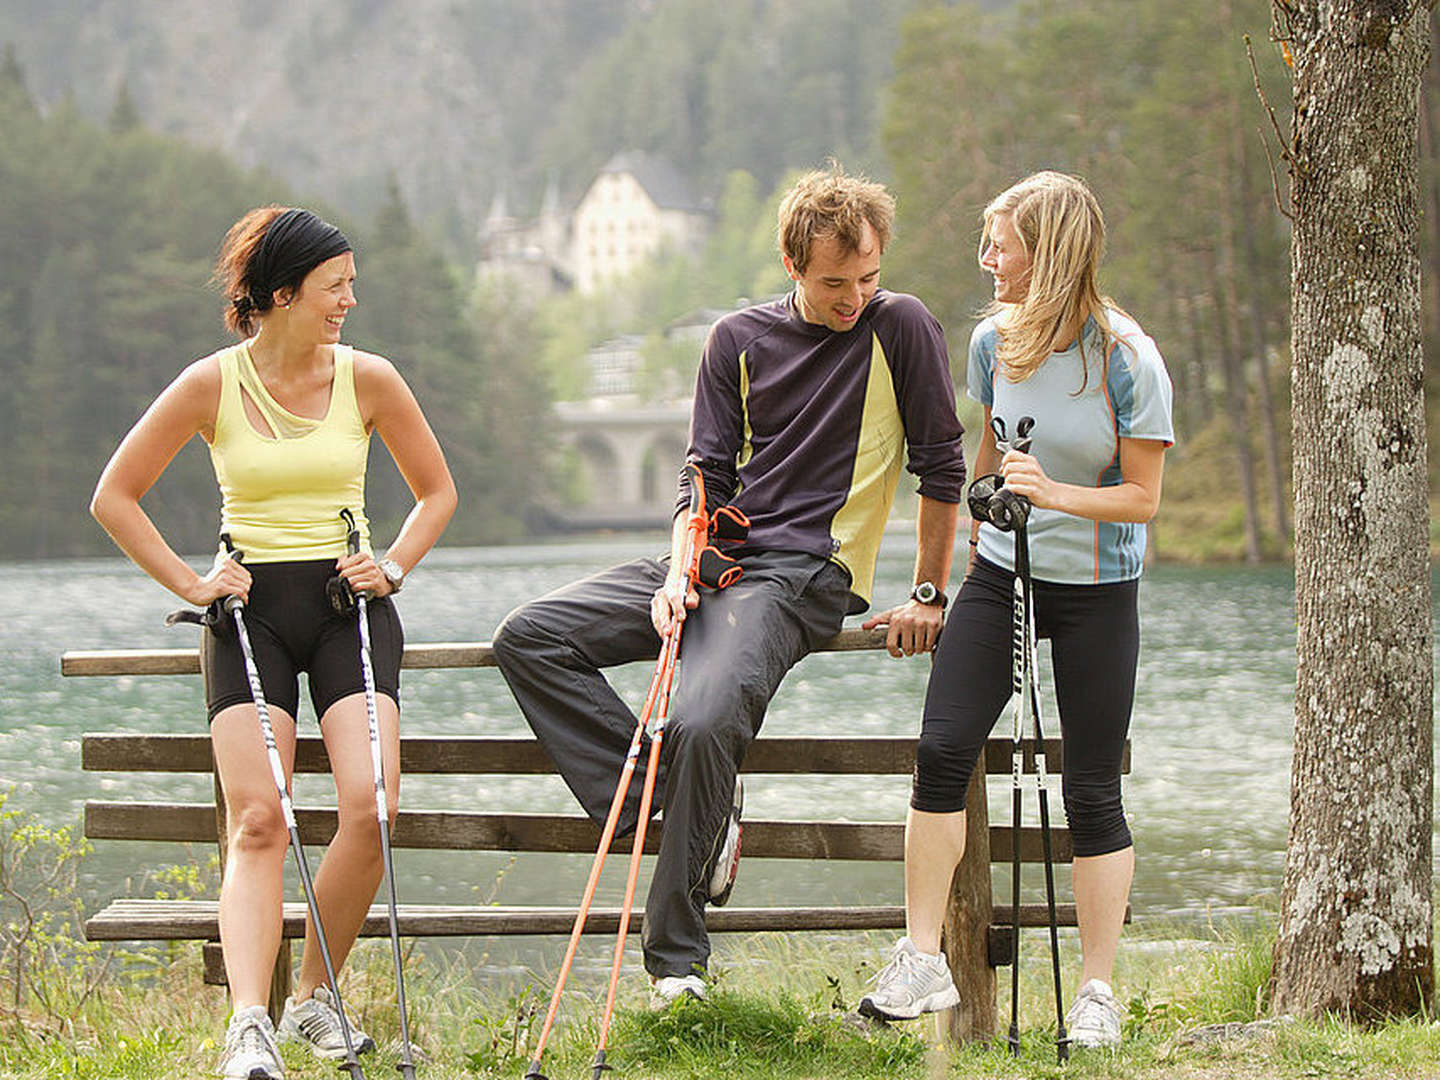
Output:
[589,466,708,1080]
[523,465,709,1080]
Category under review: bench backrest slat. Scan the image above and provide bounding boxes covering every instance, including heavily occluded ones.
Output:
[81,733,1119,776]
[83,802,1075,862]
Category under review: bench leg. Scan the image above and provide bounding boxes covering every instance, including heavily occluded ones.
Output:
[202,939,293,1027]
[268,941,292,1026]
[939,755,996,1043]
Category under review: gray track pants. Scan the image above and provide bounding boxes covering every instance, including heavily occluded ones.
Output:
[491,550,851,977]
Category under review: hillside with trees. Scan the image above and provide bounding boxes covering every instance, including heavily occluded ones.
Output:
[0,0,931,256]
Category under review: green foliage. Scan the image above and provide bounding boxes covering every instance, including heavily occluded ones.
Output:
[145,853,220,902]
[882,0,1298,557]
[610,987,925,1080]
[539,0,903,201]
[0,60,287,557]
[0,789,107,1039]
[348,183,552,544]
[464,984,542,1072]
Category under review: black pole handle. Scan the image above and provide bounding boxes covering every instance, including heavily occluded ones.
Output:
[339,508,361,557]
[218,533,245,611]
[1014,415,1035,454]
[991,415,1036,455]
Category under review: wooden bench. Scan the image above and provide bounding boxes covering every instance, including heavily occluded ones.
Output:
[64,630,1127,1041]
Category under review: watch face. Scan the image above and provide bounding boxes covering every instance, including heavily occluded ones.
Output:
[913,582,937,603]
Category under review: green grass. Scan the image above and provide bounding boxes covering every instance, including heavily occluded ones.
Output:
[0,922,1435,1080]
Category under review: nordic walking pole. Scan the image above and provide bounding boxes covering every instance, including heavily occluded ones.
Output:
[976,415,1037,1059]
[220,536,368,1080]
[339,510,418,1079]
[1006,525,1027,1059]
[1016,520,1069,1063]
[589,464,709,1080]
[522,470,709,1080]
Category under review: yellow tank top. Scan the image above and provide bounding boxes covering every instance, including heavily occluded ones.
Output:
[208,342,373,562]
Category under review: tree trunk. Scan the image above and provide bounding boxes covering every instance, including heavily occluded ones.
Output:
[1271,0,1434,1020]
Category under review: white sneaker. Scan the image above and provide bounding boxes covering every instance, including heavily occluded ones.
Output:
[1066,978,1122,1048]
[278,984,376,1059]
[857,937,960,1021]
[220,1006,285,1079]
[707,776,743,906]
[649,973,707,1011]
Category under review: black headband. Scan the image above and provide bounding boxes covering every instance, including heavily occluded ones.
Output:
[247,209,352,309]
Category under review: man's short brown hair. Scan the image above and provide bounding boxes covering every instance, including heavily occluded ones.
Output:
[777,163,895,275]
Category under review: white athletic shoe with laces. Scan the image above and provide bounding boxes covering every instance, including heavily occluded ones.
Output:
[278,984,376,1060]
[220,1005,285,1080]
[707,775,743,906]
[1066,978,1122,1048]
[649,973,707,1011]
[857,936,961,1021]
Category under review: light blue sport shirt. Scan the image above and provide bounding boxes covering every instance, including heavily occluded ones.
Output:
[968,309,1175,584]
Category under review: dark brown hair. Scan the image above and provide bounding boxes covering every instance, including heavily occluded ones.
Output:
[215,205,288,336]
[214,206,352,336]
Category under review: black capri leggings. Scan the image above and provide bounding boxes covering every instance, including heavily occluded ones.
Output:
[201,559,403,723]
[913,556,1138,857]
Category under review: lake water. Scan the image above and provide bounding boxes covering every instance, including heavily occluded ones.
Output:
[2,536,1435,958]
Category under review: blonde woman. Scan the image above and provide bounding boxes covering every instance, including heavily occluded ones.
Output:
[858,172,1173,1048]
[92,207,455,1079]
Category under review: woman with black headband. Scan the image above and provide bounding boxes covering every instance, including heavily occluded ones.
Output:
[92,206,456,1079]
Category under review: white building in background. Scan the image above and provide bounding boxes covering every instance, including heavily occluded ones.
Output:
[570,152,711,293]
[478,152,711,297]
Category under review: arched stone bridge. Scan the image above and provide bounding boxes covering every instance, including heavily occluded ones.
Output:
[549,400,691,530]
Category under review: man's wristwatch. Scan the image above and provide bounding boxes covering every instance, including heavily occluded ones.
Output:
[378,558,405,594]
[910,581,948,608]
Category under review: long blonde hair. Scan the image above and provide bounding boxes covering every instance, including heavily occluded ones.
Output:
[980,171,1121,386]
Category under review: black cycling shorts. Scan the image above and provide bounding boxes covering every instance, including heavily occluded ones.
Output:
[201,559,403,724]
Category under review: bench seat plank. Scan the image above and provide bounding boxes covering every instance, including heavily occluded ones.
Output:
[84,898,1086,941]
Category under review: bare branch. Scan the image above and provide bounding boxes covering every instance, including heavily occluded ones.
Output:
[1245,33,1296,220]
[1257,127,1295,222]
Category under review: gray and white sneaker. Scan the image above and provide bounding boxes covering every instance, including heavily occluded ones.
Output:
[857,937,961,1021]
[649,973,707,1011]
[278,984,376,1060]
[220,1005,285,1080]
[707,776,743,906]
[1066,978,1122,1048]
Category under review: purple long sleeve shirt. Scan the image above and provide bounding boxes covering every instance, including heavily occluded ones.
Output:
[677,289,966,611]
